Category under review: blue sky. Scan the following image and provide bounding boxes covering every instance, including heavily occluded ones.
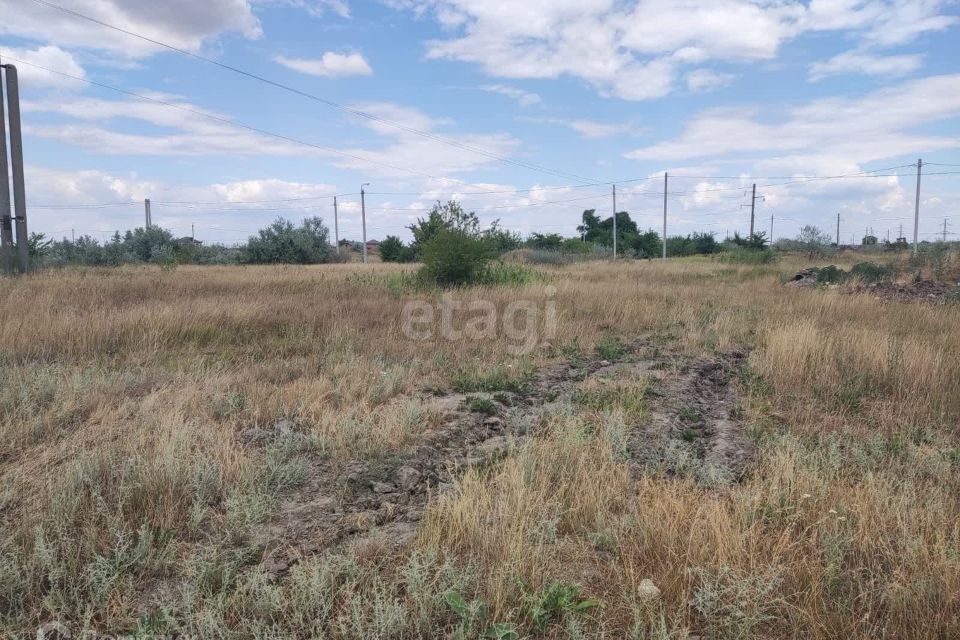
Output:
[1,0,959,245]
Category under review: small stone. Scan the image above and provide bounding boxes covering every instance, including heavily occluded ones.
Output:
[372,481,397,494]
[637,578,661,601]
[600,360,612,367]
[395,466,421,491]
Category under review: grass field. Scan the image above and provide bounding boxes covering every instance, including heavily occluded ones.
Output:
[1,253,959,639]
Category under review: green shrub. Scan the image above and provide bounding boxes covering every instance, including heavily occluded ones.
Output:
[420,228,496,285]
[849,261,895,283]
[379,235,416,263]
[719,248,778,264]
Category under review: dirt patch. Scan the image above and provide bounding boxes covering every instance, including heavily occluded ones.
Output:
[251,344,753,574]
[628,351,753,486]
[850,280,958,304]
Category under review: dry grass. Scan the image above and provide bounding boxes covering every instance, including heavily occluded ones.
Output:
[1,255,958,638]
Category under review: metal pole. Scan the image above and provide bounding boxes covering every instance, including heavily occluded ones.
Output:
[662,172,668,260]
[0,58,14,275]
[749,183,756,238]
[361,183,369,264]
[4,65,28,273]
[144,198,151,228]
[612,183,617,259]
[913,158,922,254]
[333,195,340,256]
[836,213,840,247]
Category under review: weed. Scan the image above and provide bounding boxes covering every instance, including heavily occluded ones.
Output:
[528,581,600,632]
[595,334,629,360]
[464,395,498,415]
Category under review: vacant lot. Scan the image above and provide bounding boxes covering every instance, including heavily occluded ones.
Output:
[1,255,959,639]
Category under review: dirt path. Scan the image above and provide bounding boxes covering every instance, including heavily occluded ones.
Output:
[250,342,753,574]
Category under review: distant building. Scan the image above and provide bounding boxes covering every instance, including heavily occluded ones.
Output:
[862,235,878,246]
[175,237,203,247]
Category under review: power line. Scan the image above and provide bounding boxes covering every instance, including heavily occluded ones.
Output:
[26,0,599,185]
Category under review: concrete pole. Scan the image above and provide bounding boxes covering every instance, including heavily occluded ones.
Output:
[612,183,617,259]
[4,64,28,273]
[0,58,14,275]
[662,172,668,260]
[144,198,152,228]
[749,183,756,238]
[361,183,369,264]
[333,195,340,256]
[913,159,922,254]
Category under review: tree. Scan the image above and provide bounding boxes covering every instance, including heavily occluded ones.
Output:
[798,225,833,247]
[731,231,768,250]
[27,232,52,260]
[379,235,416,263]
[527,233,565,250]
[244,217,330,264]
[408,201,481,255]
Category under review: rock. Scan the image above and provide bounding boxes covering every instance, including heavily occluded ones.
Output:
[482,416,504,428]
[372,481,397,494]
[395,465,421,491]
[637,578,661,602]
[600,360,612,367]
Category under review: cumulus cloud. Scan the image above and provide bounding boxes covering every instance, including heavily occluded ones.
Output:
[625,74,960,163]
[274,51,373,77]
[808,50,924,81]
[685,69,735,92]
[392,0,957,100]
[0,45,86,89]
[0,0,261,59]
[481,84,541,107]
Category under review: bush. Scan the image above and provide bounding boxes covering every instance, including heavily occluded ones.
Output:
[849,261,895,283]
[379,235,416,263]
[244,217,330,264]
[420,228,496,285]
[719,247,778,264]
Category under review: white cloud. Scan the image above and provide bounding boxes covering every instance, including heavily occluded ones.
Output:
[393,0,957,101]
[625,74,960,163]
[335,101,521,176]
[808,50,924,81]
[274,51,373,77]
[0,45,86,89]
[22,94,316,156]
[521,116,640,139]
[481,84,541,107]
[255,0,350,18]
[0,0,261,59]
[685,69,735,92]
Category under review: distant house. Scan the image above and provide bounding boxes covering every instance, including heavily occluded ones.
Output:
[862,235,878,246]
[175,237,203,247]
[365,239,381,253]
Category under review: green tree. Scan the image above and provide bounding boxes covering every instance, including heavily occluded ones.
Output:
[420,227,495,285]
[409,201,481,255]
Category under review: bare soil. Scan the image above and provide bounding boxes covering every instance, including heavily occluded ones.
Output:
[247,342,754,575]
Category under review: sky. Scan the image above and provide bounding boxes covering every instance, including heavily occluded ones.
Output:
[0,0,959,246]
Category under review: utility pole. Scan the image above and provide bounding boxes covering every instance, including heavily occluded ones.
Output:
[0,55,13,275]
[4,63,28,273]
[836,212,840,247]
[333,195,340,256]
[943,218,949,242]
[749,183,756,237]
[191,223,195,242]
[71,229,75,243]
[361,183,370,264]
[612,184,617,259]
[913,158,922,254]
[769,214,774,242]
[144,198,152,229]
[662,172,668,260]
